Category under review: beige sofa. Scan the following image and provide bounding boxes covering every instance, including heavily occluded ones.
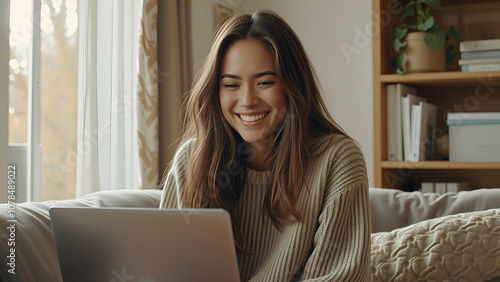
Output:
[1,188,499,281]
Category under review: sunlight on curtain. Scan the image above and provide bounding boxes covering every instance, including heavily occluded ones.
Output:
[136,0,159,189]
[77,0,158,195]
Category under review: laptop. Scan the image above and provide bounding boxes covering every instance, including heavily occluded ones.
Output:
[49,207,241,282]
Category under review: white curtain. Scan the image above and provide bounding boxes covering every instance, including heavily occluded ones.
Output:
[136,0,160,189]
[77,0,159,196]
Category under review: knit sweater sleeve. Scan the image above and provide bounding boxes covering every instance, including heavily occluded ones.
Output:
[300,138,371,281]
[159,139,194,209]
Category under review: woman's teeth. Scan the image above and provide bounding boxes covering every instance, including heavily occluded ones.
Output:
[239,113,268,122]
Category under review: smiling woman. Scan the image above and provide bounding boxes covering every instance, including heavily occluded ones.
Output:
[219,39,287,170]
[160,10,370,281]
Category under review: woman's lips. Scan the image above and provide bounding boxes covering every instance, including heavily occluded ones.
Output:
[236,112,270,126]
[238,112,269,122]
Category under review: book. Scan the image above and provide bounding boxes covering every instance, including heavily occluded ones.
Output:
[401,94,427,161]
[421,181,471,193]
[446,182,471,193]
[461,50,500,60]
[458,57,500,65]
[435,182,447,194]
[421,182,434,193]
[410,101,437,162]
[461,63,500,72]
[386,83,417,161]
[460,38,500,52]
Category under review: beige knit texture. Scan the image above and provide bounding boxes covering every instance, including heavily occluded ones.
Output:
[371,209,500,282]
[161,135,371,281]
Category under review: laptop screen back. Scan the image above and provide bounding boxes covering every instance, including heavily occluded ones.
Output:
[49,207,240,282]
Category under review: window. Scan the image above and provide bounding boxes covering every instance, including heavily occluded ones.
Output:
[8,0,78,201]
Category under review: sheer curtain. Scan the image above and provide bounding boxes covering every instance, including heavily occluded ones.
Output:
[77,0,159,196]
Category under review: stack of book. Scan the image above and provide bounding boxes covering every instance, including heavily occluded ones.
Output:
[420,181,471,194]
[459,38,500,72]
[386,83,437,162]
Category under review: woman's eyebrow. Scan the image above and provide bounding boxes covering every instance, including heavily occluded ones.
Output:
[220,74,241,80]
[220,71,277,80]
[253,71,277,78]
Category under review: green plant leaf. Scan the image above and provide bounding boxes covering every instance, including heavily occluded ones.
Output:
[391,54,404,68]
[391,56,398,69]
[399,6,415,21]
[392,54,405,74]
[393,38,407,53]
[449,26,461,42]
[423,0,441,10]
[424,27,446,50]
[393,26,408,40]
[418,10,431,20]
[397,54,404,68]
[404,21,417,30]
[446,44,456,63]
[417,16,435,31]
[427,23,441,34]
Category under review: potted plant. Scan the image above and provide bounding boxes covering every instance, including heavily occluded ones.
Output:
[392,0,461,74]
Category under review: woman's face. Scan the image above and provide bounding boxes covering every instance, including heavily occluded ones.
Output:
[219,39,287,150]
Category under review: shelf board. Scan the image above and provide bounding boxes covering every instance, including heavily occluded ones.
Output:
[380,71,500,88]
[442,0,500,6]
[381,161,500,170]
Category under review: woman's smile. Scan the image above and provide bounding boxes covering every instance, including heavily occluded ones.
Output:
[219,39,287,149]
[237,112,269,123]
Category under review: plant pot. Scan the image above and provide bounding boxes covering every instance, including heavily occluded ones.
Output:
[402,32,446,73]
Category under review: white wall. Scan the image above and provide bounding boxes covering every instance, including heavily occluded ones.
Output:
[0,0,10,203]
[191,0,374,185]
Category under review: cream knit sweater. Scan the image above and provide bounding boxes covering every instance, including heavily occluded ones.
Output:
[160,134,370,281]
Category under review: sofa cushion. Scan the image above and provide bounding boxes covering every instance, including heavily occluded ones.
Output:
[0,189,162,282]
[370,188,500,233]
[371,208,500,281]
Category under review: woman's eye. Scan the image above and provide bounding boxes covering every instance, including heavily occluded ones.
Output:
[223,83,239,89]
[257,81,275,86]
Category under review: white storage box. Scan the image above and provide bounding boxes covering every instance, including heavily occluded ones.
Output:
[447,112,500,162]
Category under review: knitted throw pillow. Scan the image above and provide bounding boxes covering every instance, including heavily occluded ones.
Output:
[371,209,500,281]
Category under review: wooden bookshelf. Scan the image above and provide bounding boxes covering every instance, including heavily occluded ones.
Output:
[380,71,500,87]
[372,0,500,190]
[381,161,500,170]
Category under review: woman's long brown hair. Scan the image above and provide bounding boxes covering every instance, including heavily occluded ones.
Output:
[164,10,348,254]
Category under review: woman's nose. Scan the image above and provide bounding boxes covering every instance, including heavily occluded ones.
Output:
[240,87,258,108]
